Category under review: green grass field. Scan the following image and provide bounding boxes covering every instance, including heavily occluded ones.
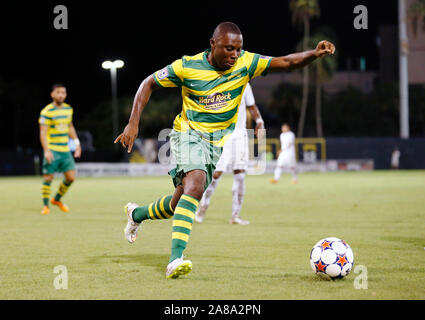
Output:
[0,171,424,300]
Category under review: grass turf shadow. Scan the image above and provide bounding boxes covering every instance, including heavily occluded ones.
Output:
[87,253,169,273]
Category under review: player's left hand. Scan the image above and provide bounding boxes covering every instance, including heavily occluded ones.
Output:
[315,40,336,58]
[74,145,82,158]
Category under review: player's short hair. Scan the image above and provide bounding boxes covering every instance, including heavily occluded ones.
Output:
[51,83,66,92]
[282,123,290,128]
[212,22,242,39]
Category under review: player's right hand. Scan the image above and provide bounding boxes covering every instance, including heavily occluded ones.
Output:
[315,40,335,57]
[114,123,139,153]
[44,150,54,164]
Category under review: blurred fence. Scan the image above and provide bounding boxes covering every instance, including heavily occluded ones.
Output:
[0,137,424,176]
[325,137,425,170]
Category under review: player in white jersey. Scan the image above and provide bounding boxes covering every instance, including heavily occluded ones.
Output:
[270,123,298,184]
[195,83,264,225]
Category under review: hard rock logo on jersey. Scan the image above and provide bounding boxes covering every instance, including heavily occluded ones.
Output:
[199,92,231,110]
[55,123,70,131]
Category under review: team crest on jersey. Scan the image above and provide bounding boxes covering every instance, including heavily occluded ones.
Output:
[199,92,231,110]
[157,67,169,80]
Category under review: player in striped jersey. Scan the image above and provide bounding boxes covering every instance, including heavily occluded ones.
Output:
[39,84,81,215]
[115,22,335,279]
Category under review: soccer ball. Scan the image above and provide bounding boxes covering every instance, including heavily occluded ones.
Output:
[310,237,354,280]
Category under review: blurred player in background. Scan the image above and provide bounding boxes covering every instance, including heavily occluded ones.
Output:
[39,84,81,215]
[195,82,264,225]
[391,146,401,169]
[270,123,298,184]
[115,22,335,279]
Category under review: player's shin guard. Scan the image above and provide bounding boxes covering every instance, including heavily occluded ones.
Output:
[41,180,52,206]
[132,195,174,223]
[54,179,73,201]
[232,172,245,217]
[169,194,199,263]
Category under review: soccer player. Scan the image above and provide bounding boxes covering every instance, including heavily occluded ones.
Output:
[115,22,335,279]
[391,147,400,169]
[39,84,81,215]
[194,82,264,225]
[270,123,298,184]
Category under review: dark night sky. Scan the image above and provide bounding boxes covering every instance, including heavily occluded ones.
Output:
[0,0,398,149]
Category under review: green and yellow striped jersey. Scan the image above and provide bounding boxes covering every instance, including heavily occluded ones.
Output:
[38,103,73,152]
[153,49,272,147]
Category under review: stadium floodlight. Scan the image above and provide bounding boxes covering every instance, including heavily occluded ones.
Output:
[113,60,124,68]
[102,61,113,69]
[102,60,124,70]
[102,59,125,148]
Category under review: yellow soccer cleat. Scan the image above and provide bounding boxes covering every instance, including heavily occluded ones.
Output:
[50,199,70,212]
[41,206,50,215]
[166,256,193,279]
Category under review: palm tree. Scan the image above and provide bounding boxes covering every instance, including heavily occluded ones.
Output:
[296,31,337,137]
[310,34,337,137]
[408,0,425,37]
[289,0,320,138]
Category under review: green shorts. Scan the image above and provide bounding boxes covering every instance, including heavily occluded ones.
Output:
[168,130,222,191]
[42,150,75,175]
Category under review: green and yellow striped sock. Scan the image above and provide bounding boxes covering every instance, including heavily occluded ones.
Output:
[132,195,174,223]
[41,180,52,206]
[169,194,199,263]
[54,180,73,201]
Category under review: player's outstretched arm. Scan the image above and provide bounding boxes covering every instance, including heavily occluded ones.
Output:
[268,40,335,72]
[114,74,159,153]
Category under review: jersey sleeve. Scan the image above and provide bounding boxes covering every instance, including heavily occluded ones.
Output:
[38,109,51,126]
[245,51,273,80]
[153,59,184,88]
[243,83,256,107]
